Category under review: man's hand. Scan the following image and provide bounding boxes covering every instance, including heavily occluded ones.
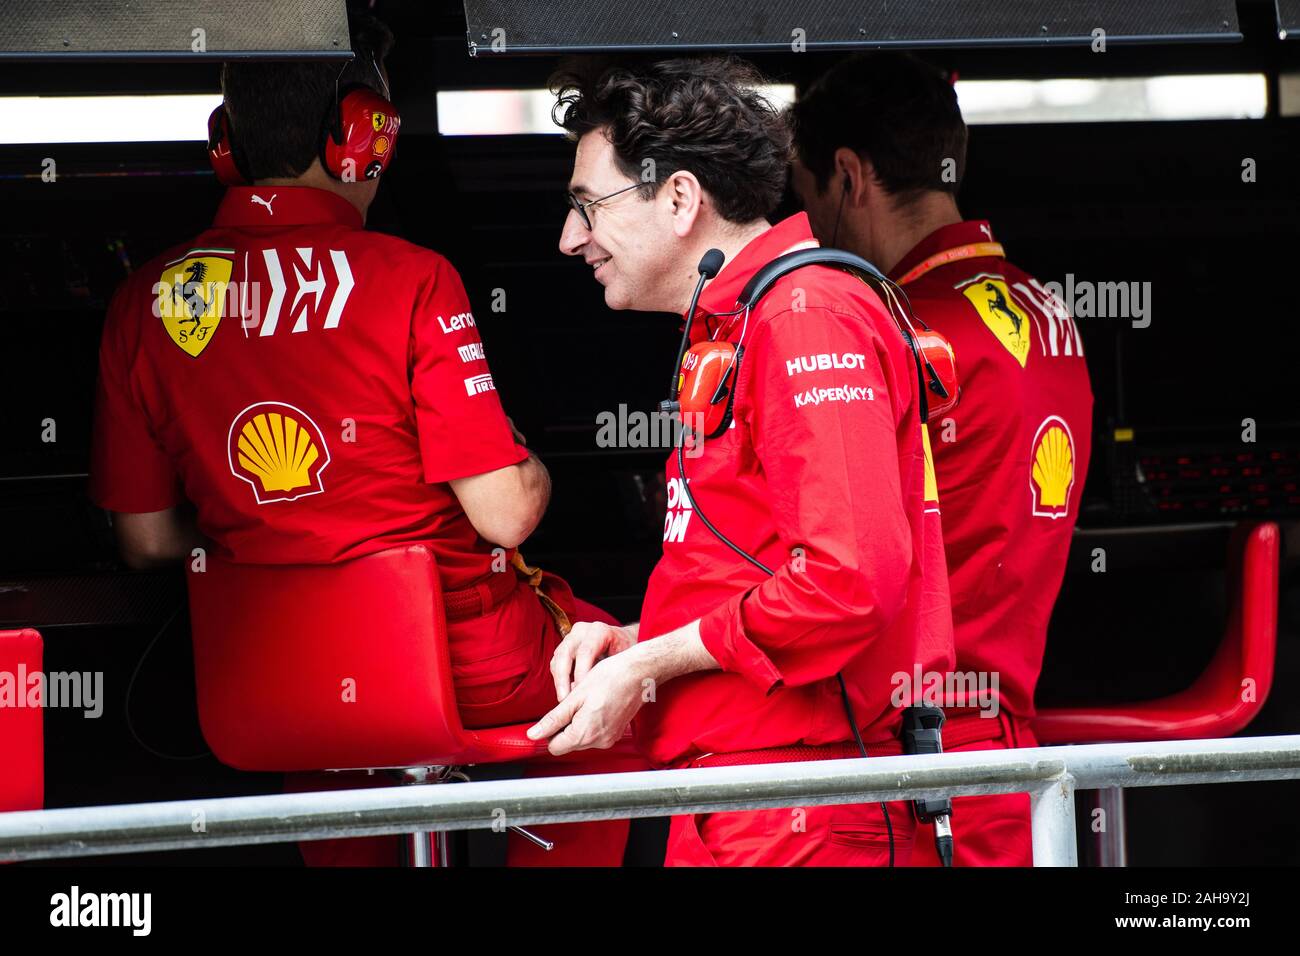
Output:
[528,619,718,756]
[550,620,639,700]
[527,652,646,756]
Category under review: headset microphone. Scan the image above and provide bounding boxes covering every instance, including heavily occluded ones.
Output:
[698,247,725,279]
[661,249,726,414]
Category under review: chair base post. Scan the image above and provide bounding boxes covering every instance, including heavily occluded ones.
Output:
[1094,787,1128,867]
[406,831,435,867]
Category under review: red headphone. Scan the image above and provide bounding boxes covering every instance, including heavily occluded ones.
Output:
[206,106,249,185]
[207,65,401,186]
[671,249,959,439]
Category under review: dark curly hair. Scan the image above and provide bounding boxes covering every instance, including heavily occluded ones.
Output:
[551,57,791,224]
[790,52,966,201]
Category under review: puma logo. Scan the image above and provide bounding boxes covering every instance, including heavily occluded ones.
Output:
[250,193,277,215]
[979,223,992,240]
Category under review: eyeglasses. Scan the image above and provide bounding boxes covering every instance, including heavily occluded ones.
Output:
[565,182,642,230]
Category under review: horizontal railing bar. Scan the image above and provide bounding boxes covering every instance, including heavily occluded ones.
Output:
[1,735,1297,862]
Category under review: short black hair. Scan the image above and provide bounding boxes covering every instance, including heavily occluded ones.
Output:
[551,56,791,224]
[789,52,967,202]
[220,12,395,180]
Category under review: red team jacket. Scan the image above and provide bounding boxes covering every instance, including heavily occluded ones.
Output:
[635,214,955,767]
[891,220,1093,719]
[88,186,528,589]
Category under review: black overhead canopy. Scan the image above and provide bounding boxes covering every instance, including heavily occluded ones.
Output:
[1277,0,1300,37]
[462,0,1242,56]
[0,0,352,61]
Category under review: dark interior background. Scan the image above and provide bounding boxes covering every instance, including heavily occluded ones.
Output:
[1,0,1298,865]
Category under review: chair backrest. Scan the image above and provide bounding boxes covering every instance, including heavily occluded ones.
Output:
[0,628,43,813]
[1034,521,1280,744]
[186,545,473,771]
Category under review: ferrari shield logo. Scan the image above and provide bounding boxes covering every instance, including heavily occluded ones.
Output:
[958,274,1031,368]
[157,248,233,357]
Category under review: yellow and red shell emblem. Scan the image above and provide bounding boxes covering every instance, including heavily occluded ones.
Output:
[1029,415,1075,519]
[227,402,330,504]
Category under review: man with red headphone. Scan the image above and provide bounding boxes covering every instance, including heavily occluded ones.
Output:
[790,52,1094,866]
[88,13,638,866]
[538,57,955,866]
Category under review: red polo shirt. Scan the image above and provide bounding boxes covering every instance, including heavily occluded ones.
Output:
[634,213,955,767]
[891,220,1093,718]
[89,186,527,587]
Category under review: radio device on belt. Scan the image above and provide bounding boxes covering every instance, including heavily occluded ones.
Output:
[902,704,955,866]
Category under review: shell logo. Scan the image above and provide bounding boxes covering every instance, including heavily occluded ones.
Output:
[372,134,391,157]
[227,402,330,504]
[1029,415,1075,519]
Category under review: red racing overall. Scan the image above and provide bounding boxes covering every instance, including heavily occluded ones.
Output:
[634,213,955,866]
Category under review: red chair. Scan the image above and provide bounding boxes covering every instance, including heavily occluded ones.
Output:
[1034,521,1279,744]
[186,544,553,866]
[0,628,44,816]
[1032,521,1280,866]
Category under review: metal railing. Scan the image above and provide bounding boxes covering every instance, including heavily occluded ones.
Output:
[2,735,1299,866]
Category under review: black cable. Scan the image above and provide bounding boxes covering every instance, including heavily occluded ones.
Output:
[675,443,771,576]
[675,423,895,867]
[124,602,211,762]
[838,673,894,868]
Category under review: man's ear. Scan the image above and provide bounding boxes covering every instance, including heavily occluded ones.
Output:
[666,170,704,238]
[833,147,870,206]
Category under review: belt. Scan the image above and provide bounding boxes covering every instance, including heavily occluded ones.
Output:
[442,551,573,636]
[689,738,904,769]
[939,706,1025,751]
[442,565,519,623]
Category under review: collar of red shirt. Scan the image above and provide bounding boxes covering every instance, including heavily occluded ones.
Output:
[212,185,364,230]
[888,219,997,282]
[691,212,820,332]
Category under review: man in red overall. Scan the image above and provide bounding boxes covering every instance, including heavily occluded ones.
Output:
[87,13,635,866]
[790,52,1094,865]
[535,57,955,866]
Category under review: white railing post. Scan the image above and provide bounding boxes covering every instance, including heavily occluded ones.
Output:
[1030,772,1078,867]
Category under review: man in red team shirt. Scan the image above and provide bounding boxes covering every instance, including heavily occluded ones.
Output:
[87,14,635,866]
[533,57,954,866]
[790,52,1094,865]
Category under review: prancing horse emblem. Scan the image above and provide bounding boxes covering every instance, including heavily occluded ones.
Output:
[958,273,1032,368]
[983,281,1023,338]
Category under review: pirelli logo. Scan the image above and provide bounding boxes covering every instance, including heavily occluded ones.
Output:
[464,373,496,396]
